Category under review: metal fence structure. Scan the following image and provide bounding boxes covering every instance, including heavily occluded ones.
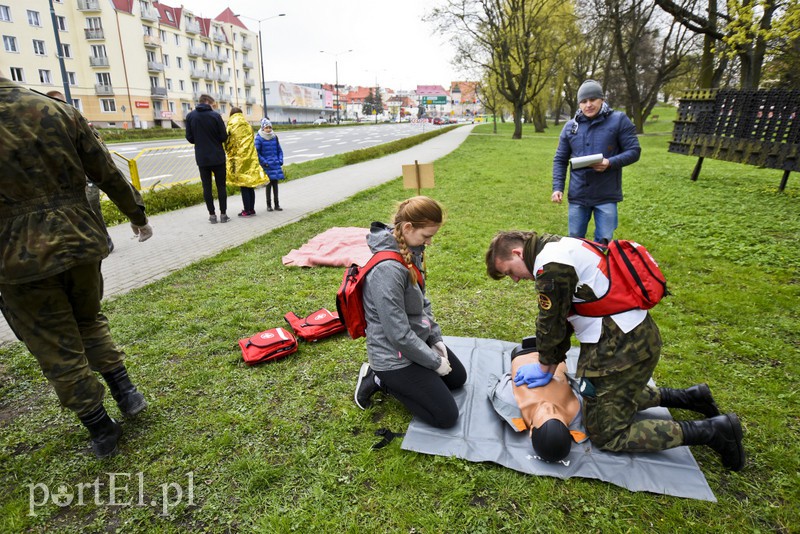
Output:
[109,145,200,192]
[669,89,800,191]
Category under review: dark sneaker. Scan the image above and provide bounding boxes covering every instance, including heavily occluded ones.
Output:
[267,206,274,212]
[275,206,283,211]
[238,210,250,218]
[209,214,218,224]
[220,214,230,223]
[354,362,380,410]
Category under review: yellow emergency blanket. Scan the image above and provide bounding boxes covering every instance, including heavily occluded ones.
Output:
[224,113,267,188]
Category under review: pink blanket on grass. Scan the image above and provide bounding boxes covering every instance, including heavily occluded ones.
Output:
[282,227,372,268]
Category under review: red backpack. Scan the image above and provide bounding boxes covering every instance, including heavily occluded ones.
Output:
[284,308,345,342]
[238,327,298,366]
[572,239,668,317]
[336,251,423,339]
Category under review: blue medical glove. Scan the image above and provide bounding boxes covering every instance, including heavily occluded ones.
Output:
[513,364,554,388]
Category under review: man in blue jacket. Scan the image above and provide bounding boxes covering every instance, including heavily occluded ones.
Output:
[551,80,641,243]
[186,94,229,224]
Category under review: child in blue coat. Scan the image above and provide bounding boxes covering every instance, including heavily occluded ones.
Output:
[254,119,285,211]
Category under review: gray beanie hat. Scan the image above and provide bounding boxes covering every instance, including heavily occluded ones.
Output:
[577,80,604,102]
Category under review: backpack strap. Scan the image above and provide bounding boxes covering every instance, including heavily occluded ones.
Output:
[367,251,424,290]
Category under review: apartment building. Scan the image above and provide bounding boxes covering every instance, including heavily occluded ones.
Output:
[0,0,263,127]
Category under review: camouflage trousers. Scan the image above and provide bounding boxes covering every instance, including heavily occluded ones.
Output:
[0,262,125,417]
[580,316,683,452]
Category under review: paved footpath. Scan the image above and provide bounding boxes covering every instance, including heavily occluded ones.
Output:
[0,125,475,345]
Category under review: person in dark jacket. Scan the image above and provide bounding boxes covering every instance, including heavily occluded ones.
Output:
[353,196,467,428]
[254,119,285,211]
[551,80,641,243]
[0,73,152,459]
[185,94,229,223]
[485,230,745,471]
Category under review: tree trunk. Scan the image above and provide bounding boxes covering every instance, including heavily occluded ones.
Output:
[512,103,523,139]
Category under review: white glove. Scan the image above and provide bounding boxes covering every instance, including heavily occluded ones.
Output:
[435,354,452,376]
[131,222,153,242]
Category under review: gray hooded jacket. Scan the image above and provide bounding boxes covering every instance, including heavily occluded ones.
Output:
[363,222,444,372]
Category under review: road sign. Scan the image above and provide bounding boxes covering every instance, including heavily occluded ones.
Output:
[420,96,447,105]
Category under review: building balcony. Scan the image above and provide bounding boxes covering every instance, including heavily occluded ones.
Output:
[246,96,256,105]
[77,0,101,11]
[141,9,158,22]
[244,78,255,86]
[241,39,252,51]
[218,73,230,83]
[89,56,109,67]
[242,60,253,69]
[204,71,215,81]
[189,68,206,79]
[212,32,226,43]
[185,21,200,34]
[95,84,114,95]
[193,91,204,101]
[214,52,228,63]
[150,87,168,98]
[187,46,203,57]
[85,28,104,40]
[202,50,215,61]
[147,61,164,72]
[218,93,230,103]
[143,35,162,48]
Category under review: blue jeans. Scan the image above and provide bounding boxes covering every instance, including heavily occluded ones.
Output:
[568,202,618,243]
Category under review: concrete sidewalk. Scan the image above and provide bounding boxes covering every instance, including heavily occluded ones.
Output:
[0,125,475,345]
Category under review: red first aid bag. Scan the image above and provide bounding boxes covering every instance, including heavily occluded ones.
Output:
[336,251,423,339]
[284,308,345,342]
[238,327,298,366]
[573,239,668,317]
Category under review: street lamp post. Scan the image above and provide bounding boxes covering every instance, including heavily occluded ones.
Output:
[239,13,285,119]
[320,50,352,124]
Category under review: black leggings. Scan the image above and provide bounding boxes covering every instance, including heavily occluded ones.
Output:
[266,180,279,207]
[199,164,227,214]
[240,187,255,212]
[375,345,467,428]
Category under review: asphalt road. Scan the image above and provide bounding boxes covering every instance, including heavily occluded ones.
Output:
[107,122,449,188]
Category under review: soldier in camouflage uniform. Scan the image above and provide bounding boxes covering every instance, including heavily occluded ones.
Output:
[485,231,745,470]
[0,75,154,458]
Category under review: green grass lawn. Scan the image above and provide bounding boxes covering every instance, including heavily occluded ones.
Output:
[1,118,798,532]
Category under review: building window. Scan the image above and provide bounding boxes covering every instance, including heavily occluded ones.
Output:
[86,17,102,31]
[38,69,51,84]
[166,78,172,90]
[26,10,40,26]
[142,25,152,36]
[159,29,166,41]
[67,71,76,85]
[3,35,17,52]
[165,10,173,22]
[32,39,45,55]
[0,6,11,22]
[174,33,179,45]
[179,80,184,90]
[163,54,170,67]
[182,102,191,114]
[96,72,112,85]
[9,66,23,81]
[100,99,116,112]
[72,98,82,112]
[168,101,175,112]
[56,15,66,31]
[59,43,71,58]
[246,105,252,115]
[176,57,183,68]
[91,44,106,58]
[191,82,198,92]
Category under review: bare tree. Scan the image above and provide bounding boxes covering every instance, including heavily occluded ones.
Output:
[428,0,569,139]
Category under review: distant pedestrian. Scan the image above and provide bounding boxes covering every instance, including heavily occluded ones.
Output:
[255,119,285,212]
[224,107,267,217]
[1,73,153,459]
[186,94,229,224]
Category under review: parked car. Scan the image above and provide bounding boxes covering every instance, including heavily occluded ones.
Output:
[313,118,326,125]
[433,117,446,125]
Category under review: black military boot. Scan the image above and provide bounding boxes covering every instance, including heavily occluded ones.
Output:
[80,405,122,459]
[660,383,721,418]
[101,366,148,418]
[679,413,745,471]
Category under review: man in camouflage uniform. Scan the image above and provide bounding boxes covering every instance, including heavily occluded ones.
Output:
[485,231,745,470]
[0,75,153,458]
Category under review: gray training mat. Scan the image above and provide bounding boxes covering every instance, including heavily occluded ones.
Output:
[401,336,717,502]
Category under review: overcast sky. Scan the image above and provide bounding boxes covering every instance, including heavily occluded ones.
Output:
[185,0,467,91]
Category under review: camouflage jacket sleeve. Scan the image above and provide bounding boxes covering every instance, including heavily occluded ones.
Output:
[77,115,147,226]
[534,262,578,366]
